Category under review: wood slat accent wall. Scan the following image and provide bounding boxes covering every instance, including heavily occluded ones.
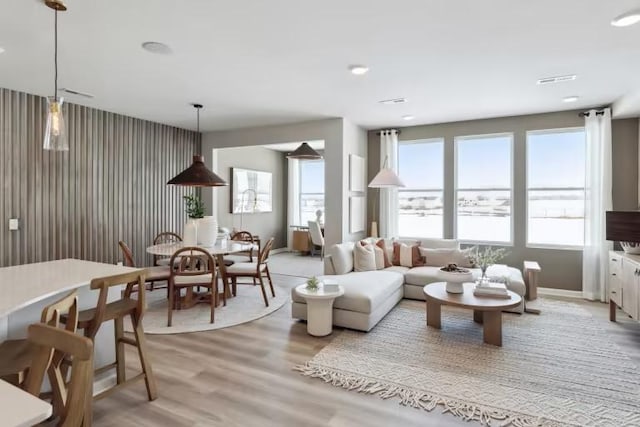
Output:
[0,88,200,267]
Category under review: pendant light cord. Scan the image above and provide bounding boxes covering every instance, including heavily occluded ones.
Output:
[54,9,58,101]
[197,107,200,133]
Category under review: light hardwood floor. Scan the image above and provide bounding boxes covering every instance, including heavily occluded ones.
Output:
[92,271,640,427]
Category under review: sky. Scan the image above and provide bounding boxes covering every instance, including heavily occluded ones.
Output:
[300,159,324,193]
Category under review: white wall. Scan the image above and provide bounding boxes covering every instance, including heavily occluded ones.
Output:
[201,119,350,249]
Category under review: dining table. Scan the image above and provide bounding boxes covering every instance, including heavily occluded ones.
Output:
[146,240,254,308]
[1,379,53,427]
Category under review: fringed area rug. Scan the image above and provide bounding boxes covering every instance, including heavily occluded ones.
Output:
[295,300,640,426]
[126,283,288,334]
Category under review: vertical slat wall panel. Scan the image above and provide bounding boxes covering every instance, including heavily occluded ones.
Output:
[0,88,199,267]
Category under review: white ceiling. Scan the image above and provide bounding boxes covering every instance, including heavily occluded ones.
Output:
[1,0,640,132]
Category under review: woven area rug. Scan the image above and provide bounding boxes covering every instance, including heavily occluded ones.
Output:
[296,300,640,426]
[126,283,288,334]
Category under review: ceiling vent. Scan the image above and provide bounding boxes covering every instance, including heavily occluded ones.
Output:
[536,75,577,85]
[379,98,408,105]
[59,88,94,99]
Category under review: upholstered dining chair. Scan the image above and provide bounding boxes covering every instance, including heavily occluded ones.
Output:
[0,291,79,420]
[308,221,325,258]
[25,323,93,427]
[120,240,171,291]
[167,247,222,327]
[225,237,275,307]
[153,232,182,267]
[224,231,256,265]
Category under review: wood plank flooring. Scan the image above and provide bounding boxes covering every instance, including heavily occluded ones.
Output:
[92,270,640,427]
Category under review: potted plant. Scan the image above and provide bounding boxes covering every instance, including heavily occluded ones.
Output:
[306,276,320,291]
[183,194,204,245]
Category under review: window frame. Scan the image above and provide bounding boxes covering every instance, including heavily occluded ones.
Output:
[454,132,514,246]
[298,159,325,226]
[525,127,585,250]
[397,137,446,239]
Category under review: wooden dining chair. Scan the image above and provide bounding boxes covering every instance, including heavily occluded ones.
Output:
[0,290,79,416]
[224,231,256,265]
[225,237,275,307]
[120,240,171,291]
[153,232,182,267]
[25,323,94,427]
[63,270,157,402]
[167,247,221,327]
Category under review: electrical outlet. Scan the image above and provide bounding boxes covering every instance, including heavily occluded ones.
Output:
[8,218,18,231]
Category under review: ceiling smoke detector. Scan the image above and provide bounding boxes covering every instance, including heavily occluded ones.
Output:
[379,98,408,105]
[562,96,579,103]
[141,41,172,55]
[349,65,369,75]
[536,75,577,85]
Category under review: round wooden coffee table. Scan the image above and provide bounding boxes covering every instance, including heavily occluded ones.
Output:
[423,282,521,347]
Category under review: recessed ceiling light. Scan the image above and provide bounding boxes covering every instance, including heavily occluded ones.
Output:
[402,115,414,121]
[141,41,172,55]
[349,65,369,75]
[0,47,5,54]
[563,96,579,103]
[379,98,407,105]
[611,10,640,27]
[537,75,577,85]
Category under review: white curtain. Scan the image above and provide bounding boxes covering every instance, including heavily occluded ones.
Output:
[583,108,613,301]
[287,158,300,250]
[379,130,400,238]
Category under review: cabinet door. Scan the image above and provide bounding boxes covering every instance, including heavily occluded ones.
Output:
[622,260,639,320]
[609,253,622,305]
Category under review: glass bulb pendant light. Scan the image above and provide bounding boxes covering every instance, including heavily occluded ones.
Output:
[43,0,69,151]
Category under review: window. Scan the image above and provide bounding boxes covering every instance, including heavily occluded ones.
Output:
[527,128,585,248]
[455,134,513,243]
[299,160,324,224]
[398,139,444,238]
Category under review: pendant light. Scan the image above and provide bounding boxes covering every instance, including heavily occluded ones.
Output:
[43,0,68,151]
[167,104,228,187]
[287,142,322,159]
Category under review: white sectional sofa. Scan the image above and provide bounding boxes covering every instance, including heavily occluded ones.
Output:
[291,238,527,332]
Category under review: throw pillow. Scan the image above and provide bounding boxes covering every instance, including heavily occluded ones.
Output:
[454,247,476,268]
[392,242,425,268]
[354,242,377,272]
[375,239,392,268]
[419,247,476,268]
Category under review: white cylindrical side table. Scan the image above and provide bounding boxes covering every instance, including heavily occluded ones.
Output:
[295,284,344,337]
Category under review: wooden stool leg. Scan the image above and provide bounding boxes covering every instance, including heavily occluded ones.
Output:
[114,317,126,384]
[131,313,158,401]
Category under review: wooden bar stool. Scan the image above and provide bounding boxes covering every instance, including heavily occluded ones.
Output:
[64,270,157,401]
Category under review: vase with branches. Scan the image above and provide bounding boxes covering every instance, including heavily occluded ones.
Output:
[470,246,509,284]
[184,194,205,219]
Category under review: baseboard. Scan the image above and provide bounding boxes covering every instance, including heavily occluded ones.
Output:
[93,371,116,396]
[537,287,583,299]
[271,247,289,255]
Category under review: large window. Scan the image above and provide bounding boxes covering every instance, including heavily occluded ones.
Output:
[527,128,585,248]
[455,134,513,243]
[299,160,324,224]
[398,139,444,238]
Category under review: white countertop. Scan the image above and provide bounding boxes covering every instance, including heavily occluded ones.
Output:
[0,259,141,318]
[0,379,52,427]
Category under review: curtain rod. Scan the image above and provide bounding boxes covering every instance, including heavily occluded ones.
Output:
[375,129,402,135]
[579,109,606,117]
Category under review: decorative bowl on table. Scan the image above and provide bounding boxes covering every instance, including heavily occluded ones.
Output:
[437,263,473,294]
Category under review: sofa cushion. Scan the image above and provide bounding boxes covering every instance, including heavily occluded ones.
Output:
[291,271,404,314]
[419,247,475,268]
[327,242,355,275]
[419,238,459,249]
[383,266,410,274]
[392,242,425,267]
[404,266,442,286]
[354,242,377,272]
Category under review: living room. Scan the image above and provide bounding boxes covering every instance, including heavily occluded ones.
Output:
[1,1,640,426]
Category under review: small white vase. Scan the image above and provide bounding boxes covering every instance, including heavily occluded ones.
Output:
[183,218,198,246]
[437,269,473,294]
[197,216,218,247]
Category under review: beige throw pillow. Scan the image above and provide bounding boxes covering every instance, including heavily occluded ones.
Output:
[419,247,475,268]
[354,242,377,272]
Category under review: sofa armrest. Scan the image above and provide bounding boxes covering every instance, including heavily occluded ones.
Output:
[324,255,337,275]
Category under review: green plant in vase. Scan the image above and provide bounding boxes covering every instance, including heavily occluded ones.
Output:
[183,194,205,219]
[470,246,508,284]
[306,276,320,291]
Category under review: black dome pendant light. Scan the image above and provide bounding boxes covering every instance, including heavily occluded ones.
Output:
[167,104,227,187]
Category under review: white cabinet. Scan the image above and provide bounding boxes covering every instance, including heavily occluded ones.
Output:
[609,251,640,322]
